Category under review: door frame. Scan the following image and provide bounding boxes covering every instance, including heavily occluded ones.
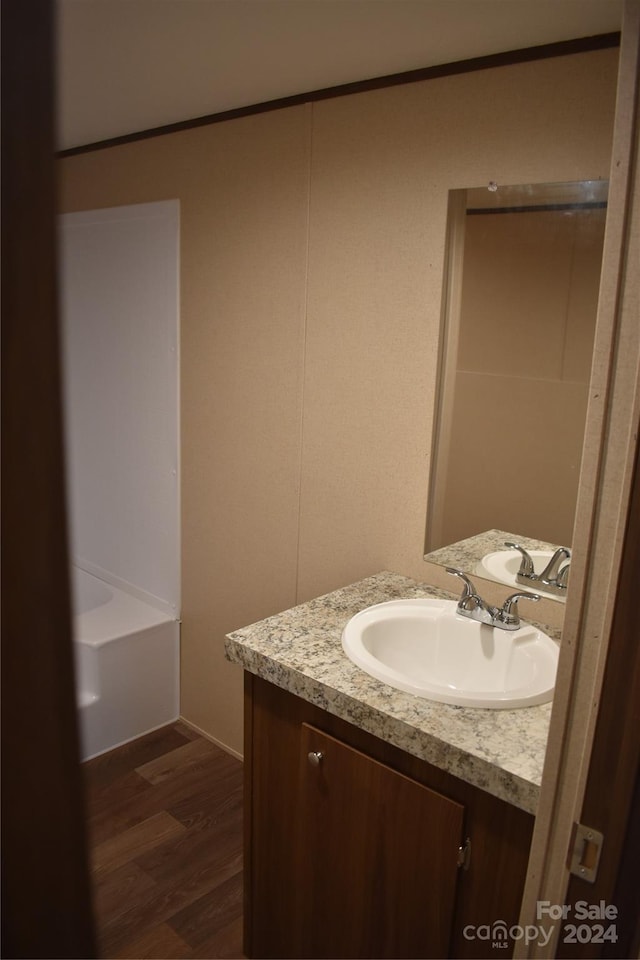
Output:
[1,0,96,955]
[517,2,640,954]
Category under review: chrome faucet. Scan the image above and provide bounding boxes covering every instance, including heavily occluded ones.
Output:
[505,542,571,596]
[446,567,540,631]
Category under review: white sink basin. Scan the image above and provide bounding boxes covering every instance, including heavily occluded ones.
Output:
[475,550,567,602]
[342,598,558,708]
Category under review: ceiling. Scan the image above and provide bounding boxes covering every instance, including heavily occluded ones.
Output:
[56,0,623,151]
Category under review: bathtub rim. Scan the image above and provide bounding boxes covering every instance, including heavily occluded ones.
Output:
[72,563,179,649]
[73,555,179,620]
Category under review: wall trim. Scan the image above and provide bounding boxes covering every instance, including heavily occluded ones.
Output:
[58,31,620,158]
[179,716,244,763]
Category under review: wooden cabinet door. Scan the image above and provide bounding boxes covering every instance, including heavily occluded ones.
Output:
[292,724,465,959]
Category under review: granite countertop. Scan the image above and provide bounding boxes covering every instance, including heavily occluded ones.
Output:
[225,571,558,815]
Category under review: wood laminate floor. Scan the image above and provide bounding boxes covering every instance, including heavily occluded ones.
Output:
[83,722,244,959]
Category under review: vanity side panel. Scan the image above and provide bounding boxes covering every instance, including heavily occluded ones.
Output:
[243,675,254,959]
[246,673,309,957]
[247,675,534,959]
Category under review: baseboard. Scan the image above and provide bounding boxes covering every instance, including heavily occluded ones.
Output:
[178,715,244,762]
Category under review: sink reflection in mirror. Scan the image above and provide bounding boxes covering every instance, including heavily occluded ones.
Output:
[477,547,570,602]
[342,598,558,709]
[425,528,570,607]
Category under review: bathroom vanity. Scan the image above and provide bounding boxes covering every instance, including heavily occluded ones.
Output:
[226,572,557,959]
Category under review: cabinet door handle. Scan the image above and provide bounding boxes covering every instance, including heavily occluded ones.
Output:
[308,751,324,767]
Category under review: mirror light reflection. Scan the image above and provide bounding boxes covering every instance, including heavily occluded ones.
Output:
[425,180,608,581]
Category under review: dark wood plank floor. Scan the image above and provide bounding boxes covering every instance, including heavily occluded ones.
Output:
[83,722,244,959]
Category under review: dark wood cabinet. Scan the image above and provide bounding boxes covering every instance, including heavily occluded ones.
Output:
[293,723,464,958]
[244,674,534,959]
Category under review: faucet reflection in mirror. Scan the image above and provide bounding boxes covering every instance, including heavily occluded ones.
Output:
[505,541,571,597]
[426,528,570,607]
[426,179,608,555]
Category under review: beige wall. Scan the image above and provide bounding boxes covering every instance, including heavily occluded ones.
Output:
[59,47,618,756]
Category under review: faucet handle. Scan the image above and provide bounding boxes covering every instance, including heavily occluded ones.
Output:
[446,567,477,599]
[498,591,541,628]
[502,591,541,613]
[504,542,535,577]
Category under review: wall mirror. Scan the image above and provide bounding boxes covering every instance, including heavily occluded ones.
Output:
[424,179,608,592]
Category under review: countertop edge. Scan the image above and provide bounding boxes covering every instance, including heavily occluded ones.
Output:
[225,586,543,816]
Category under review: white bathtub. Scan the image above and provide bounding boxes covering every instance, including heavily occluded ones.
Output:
[72,567,180,760]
